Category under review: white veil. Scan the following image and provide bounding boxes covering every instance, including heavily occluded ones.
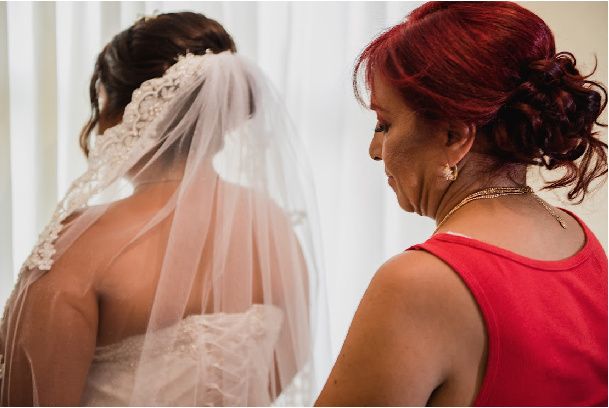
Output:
[1,51,331,406]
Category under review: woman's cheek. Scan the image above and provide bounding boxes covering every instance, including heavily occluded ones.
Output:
[382,137,402,172]
[384,141,411,180]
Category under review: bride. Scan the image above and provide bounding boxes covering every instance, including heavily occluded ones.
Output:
[0,12,329,406]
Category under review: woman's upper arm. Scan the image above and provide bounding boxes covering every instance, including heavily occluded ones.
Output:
[1,271,98,406]
[315,251,456,406]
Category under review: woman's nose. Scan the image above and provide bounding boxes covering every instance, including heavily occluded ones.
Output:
[369,133,382,161]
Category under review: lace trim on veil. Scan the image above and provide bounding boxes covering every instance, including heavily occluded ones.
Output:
[25,53,210,272]
[0,54,215,378]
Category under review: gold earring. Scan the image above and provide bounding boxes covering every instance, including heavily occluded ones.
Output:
[443,163,458,181]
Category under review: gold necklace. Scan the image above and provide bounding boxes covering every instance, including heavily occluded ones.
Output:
[434,186,567,233]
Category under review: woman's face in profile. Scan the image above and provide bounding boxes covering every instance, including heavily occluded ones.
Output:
[369,75,446,215]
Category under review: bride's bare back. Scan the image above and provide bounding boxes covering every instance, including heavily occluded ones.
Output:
[92,181,296,346]
[1,179,306,405]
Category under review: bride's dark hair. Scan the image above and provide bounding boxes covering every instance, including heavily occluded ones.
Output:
[80,12,236,156]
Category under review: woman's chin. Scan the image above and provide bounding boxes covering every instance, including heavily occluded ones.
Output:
[395,193,414,213]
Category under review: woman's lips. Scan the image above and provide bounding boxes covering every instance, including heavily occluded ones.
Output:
[387,175,395,188]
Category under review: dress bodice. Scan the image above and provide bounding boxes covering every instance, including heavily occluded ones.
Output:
[82,305,283,406]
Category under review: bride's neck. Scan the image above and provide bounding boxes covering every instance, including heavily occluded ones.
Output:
[130,160,216,193]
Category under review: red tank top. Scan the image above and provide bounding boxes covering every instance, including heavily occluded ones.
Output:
[408,209,608,406]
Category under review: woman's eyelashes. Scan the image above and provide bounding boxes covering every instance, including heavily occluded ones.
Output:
[375,121,389,133]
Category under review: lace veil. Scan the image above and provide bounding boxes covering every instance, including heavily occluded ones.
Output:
[0,51,331,405]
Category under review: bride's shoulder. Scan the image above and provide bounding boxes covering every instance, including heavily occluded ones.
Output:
[49,195,163,277]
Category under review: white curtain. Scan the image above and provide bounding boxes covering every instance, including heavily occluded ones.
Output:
[1,1,606,358]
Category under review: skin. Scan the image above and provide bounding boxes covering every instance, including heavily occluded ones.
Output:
[315,75,586,406]
[1,84,302,404]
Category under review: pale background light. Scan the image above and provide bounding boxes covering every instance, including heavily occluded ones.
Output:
[1,1,606,358]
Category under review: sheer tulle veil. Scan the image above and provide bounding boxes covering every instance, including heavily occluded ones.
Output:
[1,50,331,405]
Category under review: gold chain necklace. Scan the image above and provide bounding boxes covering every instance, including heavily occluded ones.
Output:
[434,186,567,233]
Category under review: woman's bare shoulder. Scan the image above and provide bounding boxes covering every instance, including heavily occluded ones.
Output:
[316,249,485,406]
[365,250,477,335]
[377,248,484,331]
[376,249,454,291]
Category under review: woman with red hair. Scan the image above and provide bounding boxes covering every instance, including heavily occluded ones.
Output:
[316,2,607,406]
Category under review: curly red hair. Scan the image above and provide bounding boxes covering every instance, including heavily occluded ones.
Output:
[355,1,607,202]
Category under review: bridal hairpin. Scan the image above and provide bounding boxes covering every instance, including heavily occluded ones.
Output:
[137,10,160,23]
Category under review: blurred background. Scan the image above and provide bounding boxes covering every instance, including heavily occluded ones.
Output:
[1,1,607,358]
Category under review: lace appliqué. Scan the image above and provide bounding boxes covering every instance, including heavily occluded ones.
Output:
[0,54,214,350]
[23,53,210,273]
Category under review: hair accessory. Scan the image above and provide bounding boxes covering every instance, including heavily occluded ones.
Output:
[137,10,160,23]
[443,163,458,181]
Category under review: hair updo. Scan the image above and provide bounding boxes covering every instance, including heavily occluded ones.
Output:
[80,12,236,156]
[355,1,607,202]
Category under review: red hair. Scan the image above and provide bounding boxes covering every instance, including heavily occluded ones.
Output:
[355,1,607,202]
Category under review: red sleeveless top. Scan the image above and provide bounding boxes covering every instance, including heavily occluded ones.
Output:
[408,209,608,406]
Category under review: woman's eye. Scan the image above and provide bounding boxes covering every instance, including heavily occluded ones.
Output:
[375,122,389,133]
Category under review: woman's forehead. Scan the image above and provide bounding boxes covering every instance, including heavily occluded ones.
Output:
[370,75,403,111]
[370,77,416,119]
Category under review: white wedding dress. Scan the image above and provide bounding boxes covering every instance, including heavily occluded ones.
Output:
[82,305,283,406]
